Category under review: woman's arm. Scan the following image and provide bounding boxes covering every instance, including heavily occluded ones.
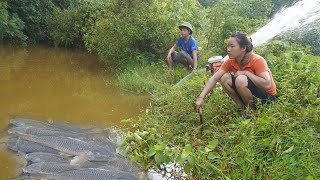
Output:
[195,69,226,110]
[243,71,271,90]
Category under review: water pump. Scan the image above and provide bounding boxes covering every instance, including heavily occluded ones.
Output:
[206,56,224,74]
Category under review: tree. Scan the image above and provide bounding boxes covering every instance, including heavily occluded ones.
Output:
[0,1,26,43]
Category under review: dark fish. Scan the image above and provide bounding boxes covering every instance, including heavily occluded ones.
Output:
[6,137,59,154]
[25,152,105,168]
[8,126,117,152]
[25,152,72,163]
[19,135,116,161]
[46,168,140,180]
[15,174,45,180]
[99,157,141,172]
[9,117,92,133]
[23,162,78,174]
[8,126,79,137]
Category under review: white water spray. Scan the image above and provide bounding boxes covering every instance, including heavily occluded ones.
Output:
[251,0,320,46]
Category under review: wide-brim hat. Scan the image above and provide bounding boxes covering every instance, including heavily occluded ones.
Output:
[179,22,193,34]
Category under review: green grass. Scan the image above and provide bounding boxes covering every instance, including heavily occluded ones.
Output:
[116,44,320,179]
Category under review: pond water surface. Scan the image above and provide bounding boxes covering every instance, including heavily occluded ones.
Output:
[0,45,149,178]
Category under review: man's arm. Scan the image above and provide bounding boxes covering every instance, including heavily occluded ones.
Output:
[192,50,197,70]
[167,44,177,70]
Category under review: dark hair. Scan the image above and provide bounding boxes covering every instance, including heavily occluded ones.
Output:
[230,31,253,52]
[179,26,192,35]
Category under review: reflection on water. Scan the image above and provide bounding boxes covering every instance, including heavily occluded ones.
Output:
[0,45,149,178]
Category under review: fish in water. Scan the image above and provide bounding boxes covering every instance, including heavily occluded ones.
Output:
[15,174,45,180]
[25,152,72,163]
[8,126,81,137]
[6,137,59,154]
[9,117,93,133]
[99,157,141,172]
[25,152,105,168]
[23,162,79,175]
[19,134,116,161]
[8,126,117,152]
[45,168,140,180]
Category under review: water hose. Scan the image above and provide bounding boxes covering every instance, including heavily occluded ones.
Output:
[174,68,206,86]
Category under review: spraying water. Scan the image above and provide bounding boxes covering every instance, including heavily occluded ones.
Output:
[251,0,320,46]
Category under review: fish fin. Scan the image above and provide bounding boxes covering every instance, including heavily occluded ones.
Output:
[70,155,88,166]
[59,152,73,156]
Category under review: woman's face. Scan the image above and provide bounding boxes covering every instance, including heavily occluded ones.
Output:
[227,37,245,59]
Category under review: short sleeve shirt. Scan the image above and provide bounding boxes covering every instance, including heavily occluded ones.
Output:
[220,53,276,95]
[176,35,198,59]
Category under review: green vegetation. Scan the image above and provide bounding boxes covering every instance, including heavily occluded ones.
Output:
[0,2,26,43]
[1,0,319,179]
[119,40,320,179]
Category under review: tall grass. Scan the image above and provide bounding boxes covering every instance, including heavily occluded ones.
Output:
[118,42,320,179]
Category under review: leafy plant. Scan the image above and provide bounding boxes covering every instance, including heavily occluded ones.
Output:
[0,2,26,43]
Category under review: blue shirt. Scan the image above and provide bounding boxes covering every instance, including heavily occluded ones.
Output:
[176,35,199,59]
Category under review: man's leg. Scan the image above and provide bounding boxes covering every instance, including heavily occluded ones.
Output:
[167,51,178,70]
[177,51,193,69]
[220,73,245,109]
[235,75,255,109]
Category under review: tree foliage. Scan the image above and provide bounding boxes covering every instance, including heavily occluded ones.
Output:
[270,0,298,16]
[84,0,203,67]
[202,0,271,55]
[6,0,55,43]
[0,2,26,43]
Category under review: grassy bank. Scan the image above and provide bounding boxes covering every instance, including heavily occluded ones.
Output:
[117,42,320,179]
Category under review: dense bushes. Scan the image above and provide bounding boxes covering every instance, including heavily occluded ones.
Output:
[6,0,55,43]
[0,2,26,43]
[84,0,203,67]
[1,0,276,65]
[0,0,92,45]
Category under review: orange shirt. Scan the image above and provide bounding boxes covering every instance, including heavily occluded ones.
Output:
[220,53,276,95]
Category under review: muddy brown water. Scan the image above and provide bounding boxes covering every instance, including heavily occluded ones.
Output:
[0,45,149,179]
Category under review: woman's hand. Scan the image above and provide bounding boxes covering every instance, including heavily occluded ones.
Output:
[234,70,246,77]
[195,97,204,112]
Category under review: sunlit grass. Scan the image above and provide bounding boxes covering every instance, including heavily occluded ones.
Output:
[117,44,320,179]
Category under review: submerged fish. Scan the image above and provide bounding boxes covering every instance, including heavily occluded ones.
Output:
[6,137,59,154]
[8,126,117,152]
[23,162,78,174]
[25,152,72,163]
[19,134,116,161]
[99,157,141,172]
[46,168,140,180]
[9,117,92,133]
[25,152,105,168]
[87,135,117,152]
[8,126,86,138]
[16,174,45,180]
[9,118,50,129]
